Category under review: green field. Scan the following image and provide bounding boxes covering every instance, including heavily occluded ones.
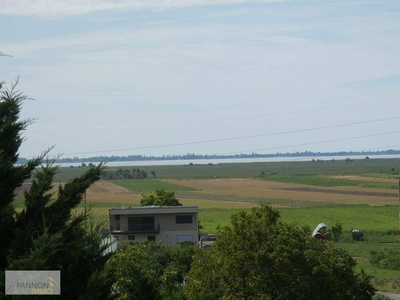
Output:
[198,205,400,240]
[261,175,398,189]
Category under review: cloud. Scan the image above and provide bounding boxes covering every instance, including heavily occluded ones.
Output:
[0,0,285,17]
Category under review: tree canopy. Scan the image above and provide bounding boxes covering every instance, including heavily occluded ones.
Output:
[184,204,376,300]
[141,189,182,206]
[108,241,196,300]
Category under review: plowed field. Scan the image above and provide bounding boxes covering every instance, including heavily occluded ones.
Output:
[85,181,141,205]
[17,177,398,208]
[163,178,398,206]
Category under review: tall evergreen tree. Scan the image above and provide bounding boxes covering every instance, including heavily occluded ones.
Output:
[0,81,42,270]
[0,81,115,299]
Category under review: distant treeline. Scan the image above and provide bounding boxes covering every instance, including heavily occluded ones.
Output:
[17,149,400,164]
[102,168,148,180]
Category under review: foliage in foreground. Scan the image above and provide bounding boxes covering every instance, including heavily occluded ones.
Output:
[108,241,196,300]
[184,204,376,300]
[0,82,114,299]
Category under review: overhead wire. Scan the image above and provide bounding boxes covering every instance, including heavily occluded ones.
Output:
[30,97,400,138]
[59,115,400,157]
[215,130,400,155]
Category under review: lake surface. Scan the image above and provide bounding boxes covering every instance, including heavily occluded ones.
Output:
[57,154,400,167]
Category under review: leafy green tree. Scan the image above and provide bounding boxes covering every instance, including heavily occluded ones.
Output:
[184,204,376,300]
[0,82,115,299]
[108,241,196,300]
[141,189,182,206]
[330,221,344,241]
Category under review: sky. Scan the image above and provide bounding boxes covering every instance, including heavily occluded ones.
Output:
[1,0,400,159]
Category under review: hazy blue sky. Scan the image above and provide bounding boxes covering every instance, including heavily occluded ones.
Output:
[1,0,400,159]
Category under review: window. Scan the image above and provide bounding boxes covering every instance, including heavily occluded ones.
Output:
[128,216,155,231]
[128,235,135,241]
[115,215,120,220]
[147,236,156,242]
[176,215,192,224]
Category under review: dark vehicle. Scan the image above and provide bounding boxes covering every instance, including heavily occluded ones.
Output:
[352,229,364,241]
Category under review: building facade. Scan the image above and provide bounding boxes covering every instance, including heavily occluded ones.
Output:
[109,206,199,244]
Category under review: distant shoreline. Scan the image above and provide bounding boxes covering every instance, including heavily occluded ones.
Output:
[45,154,400,168]
[17,149,400,165]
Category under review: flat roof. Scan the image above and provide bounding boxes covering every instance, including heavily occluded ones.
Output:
[109,206,198,215]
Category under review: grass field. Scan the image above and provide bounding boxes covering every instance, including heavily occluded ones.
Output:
[16,158,400,293]
[261,175,398,189]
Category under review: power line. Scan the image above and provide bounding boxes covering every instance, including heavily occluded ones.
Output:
[30,97,400,138]
[215,130,400,155]
[60,115,400,157]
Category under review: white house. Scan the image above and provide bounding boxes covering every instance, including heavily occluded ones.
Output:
[109,206,199,244]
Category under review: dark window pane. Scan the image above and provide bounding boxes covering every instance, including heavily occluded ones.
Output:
[176,215,192,224]
[128,217,155,231]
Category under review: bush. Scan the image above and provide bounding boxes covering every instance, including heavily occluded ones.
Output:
[331,222,343,241]
[370,248,400,271]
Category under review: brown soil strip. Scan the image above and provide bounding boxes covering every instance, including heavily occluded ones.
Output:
[86,181,132,194]
[277,187,396,198]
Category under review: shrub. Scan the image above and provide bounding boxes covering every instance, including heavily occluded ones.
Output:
[331,222,344,241]
[370,248,400,271]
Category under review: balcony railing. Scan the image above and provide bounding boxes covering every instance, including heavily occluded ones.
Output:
[111,223,160,234]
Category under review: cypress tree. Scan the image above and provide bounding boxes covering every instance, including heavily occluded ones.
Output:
[0,81,115,299]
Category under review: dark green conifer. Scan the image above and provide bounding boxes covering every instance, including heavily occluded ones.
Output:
[0,81,114,299]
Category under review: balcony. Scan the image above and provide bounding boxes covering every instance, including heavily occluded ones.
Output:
[110,223,160,234]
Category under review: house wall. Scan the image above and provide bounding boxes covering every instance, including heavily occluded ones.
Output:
[110,210,198,245]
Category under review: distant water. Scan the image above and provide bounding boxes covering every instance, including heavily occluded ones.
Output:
[56,154,400,167]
